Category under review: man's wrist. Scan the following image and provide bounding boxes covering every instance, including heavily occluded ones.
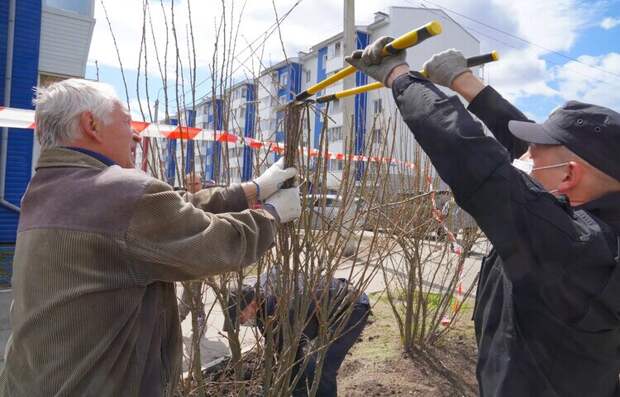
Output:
[450,71,485,103]
[241,182,258,206]
[386,64,410,88]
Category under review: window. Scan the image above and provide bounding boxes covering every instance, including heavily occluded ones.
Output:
[305,70,311,83]
[241,87,247,98]
[372,128,383,145]
[329,41,342,59]
[228,147,244,159]
[330,159,344,171]
[329,99,340,114]
[327,126,343,142]
[373,99,383,114]
[44,0,92,16]
[279,71,288,87]
[322,53,328,67]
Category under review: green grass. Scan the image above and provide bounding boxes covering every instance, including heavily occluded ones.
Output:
[350,291,402,362]
[353,290,476,360]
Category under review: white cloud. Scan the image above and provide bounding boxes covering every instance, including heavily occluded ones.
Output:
[552,52,620,109]
[484,48,559,102]
[460,0,602,100]
[89,0,616,114]
[600,17,620,29]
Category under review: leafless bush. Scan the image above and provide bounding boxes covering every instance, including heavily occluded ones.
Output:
[102,1,481,395]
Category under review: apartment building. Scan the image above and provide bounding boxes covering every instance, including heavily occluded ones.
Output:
[171,6,479,189]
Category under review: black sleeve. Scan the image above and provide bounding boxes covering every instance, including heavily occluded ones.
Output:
[467,85,530,160]
[390,73,620,328]
[390,73,600,282]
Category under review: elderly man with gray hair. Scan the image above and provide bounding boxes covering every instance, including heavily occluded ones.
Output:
[0,78,301,397]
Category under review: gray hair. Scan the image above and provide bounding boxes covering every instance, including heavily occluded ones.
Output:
[34,78,120,149]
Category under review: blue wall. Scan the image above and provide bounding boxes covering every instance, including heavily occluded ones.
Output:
[275,63,301,160]
[184,110,196,175]
[0,0,41,243]
[165,118,178,186]
[0,1,8,100]
[204,99,223,182]
[242,83,255,181]
[313,47,328,149]
[354,31,369,180]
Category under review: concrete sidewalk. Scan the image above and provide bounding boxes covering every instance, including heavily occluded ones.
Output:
[0,289,12,372]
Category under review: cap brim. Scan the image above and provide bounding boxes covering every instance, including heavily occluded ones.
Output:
[508,120,561,145]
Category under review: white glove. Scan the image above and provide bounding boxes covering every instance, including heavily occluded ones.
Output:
[253,158,298,200]
[422,49,470,88]
[264,187,301,224]
[345,36,409,85]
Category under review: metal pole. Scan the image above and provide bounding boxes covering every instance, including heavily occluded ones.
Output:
[342,0,355,139]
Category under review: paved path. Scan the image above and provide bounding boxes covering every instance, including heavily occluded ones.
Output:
[0,289,12,372]
[183,235,490,368]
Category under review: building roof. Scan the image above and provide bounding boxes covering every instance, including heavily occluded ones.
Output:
[307,26,367,53]
[292,6,480,63]
[381,6,480,44]
[259,57,301,75]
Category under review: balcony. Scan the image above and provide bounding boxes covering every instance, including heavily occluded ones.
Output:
[39,0,95,78]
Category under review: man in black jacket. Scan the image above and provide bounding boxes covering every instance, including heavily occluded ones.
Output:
[227,268,370,397]
[346,41,620,396]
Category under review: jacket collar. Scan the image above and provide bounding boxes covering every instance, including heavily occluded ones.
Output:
[64,147,117,167]
[577,191,620,232]
[35,147,114,171]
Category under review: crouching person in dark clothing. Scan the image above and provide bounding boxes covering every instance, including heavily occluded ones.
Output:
[227,268,370,397]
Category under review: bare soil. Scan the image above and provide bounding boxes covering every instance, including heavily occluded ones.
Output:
[195,293,479,396]
[338,294,479,397]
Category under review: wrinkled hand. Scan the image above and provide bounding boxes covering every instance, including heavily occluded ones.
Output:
[253,158,297,200]
[263,187,301,224]
[344,36,408,85]
[422,49,471,88]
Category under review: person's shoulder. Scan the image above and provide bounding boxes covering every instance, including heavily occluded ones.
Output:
[100,166,169,193]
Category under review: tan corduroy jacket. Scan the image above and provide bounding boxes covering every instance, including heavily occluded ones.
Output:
[0,148,277,397]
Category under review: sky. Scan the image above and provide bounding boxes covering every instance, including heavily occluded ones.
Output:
[86,0,620,122]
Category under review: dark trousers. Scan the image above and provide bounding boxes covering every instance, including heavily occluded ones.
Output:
[292,302,370,397]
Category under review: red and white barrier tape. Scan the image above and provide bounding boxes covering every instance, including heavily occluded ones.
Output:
[0,106,418,169]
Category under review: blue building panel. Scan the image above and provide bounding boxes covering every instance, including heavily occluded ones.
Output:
[184,110,196,175]
[165,118,178,186]
[204,99,223,182]
[313,47,328,149]
[354,31,369,181]
[0,0,8,103]
[0,0,41,243]
[289,63,302,97]
[242,83,255,181]
[274,63,301,161]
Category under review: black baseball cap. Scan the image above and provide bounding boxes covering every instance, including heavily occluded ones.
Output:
[508,101,620,182]
[224,285,256,332]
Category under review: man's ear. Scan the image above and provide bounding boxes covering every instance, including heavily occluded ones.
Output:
[557,161,583,194]
[78,112,103,143]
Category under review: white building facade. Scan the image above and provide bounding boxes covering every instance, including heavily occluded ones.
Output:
[170,7,480,190]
